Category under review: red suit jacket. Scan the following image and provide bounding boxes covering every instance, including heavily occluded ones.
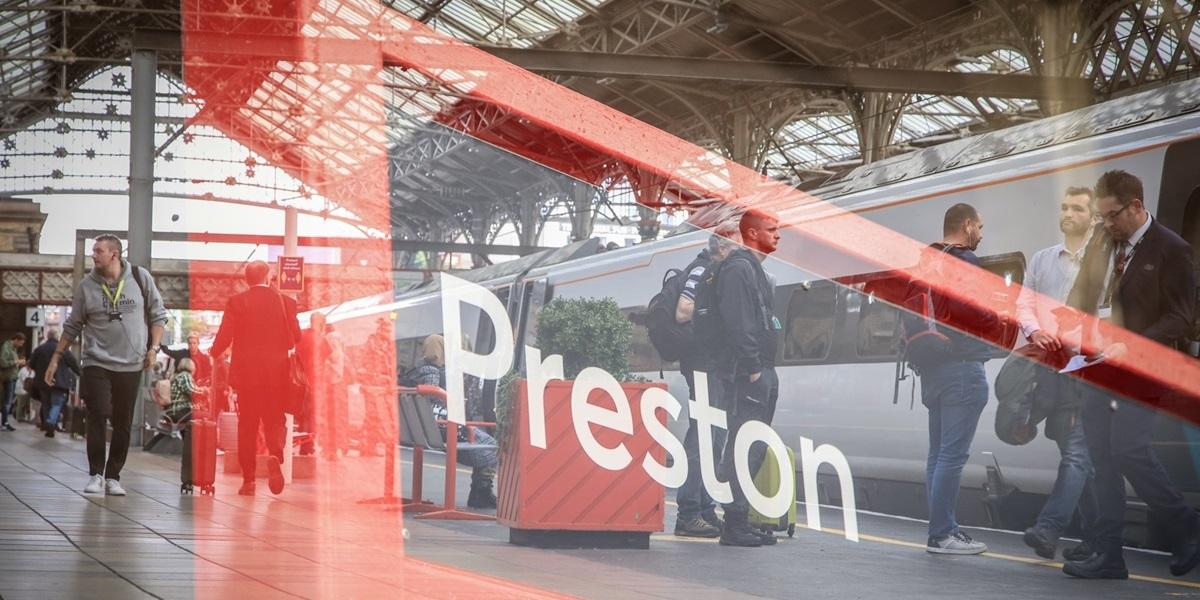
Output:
[211,286,302,393]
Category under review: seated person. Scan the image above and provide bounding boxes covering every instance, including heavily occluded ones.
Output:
[167,358,207,423]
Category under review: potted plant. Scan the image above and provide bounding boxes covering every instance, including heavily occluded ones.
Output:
[496,297,667,549]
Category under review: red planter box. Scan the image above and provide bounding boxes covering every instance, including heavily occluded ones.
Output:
[498,379,667,543]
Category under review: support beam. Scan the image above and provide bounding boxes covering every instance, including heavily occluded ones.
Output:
[74,229,548,256]
[478,47,1093,101]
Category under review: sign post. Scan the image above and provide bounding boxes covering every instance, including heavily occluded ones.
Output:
[25,306,45,328]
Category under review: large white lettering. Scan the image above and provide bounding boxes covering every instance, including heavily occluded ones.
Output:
[640,387,687,488]
[733,421,794,519]
[571,367,634,471]
[440,273,514,425]
[523,346,563,449]
[800,437,859,542]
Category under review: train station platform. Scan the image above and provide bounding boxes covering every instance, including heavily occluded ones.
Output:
[2,422,1197,599]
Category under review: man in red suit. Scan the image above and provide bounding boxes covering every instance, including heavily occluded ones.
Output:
[211,261,302,496]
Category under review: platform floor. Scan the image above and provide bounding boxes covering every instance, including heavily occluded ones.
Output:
[2,421,1198,599]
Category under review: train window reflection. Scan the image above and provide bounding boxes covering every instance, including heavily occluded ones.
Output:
[783,283,837,361]
[855,292,900,358]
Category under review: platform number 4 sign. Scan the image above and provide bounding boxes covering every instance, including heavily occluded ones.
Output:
[26,307,45,327]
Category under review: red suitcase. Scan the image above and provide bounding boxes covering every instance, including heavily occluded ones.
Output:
[182,418,218,495]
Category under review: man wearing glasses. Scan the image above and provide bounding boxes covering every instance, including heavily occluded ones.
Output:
[1062,170,1198,579]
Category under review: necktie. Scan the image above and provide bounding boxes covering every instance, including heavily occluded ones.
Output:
[1103,242,1128,308]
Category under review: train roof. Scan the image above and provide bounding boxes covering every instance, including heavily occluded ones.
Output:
[811,78,1200,200]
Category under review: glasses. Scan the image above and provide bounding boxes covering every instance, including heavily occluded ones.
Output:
[1100,202,1133,222]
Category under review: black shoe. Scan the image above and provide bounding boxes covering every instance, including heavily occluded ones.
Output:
[466,485,497,509]
[2,423,14,432]
[237,482,256,496]
[1023,526,1057,559]
[1063,552,1128,579]
[44,429,55,438]
[719,524,763,547]
[674,517,720,538]
[1062,541,1096,562]
[753,529,778,546]
[267,456,284,495]
[702,512,725,532]
[1170,527,1200,576]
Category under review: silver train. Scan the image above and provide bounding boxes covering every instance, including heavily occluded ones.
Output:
[328,76,1200,544]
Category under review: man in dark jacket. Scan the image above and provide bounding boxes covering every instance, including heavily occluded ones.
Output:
[710,209,781,547]
[919,203,998,556]
[210,261,302,496]
[673,222,740,538]
[30,328,80,438]
[1061,170,1199,579]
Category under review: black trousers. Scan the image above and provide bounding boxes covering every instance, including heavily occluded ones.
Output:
[1083,386,1197,557]
[236,385,287,484]
[80,367,143,480]
[716,367,779,519]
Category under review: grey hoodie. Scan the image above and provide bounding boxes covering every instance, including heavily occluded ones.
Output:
[62,260,169,372]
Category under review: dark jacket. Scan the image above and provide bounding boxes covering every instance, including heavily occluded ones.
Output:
[1066,219,1195,347]
[210,286,302,392]
[930,244,1000,363]
[160,345,212,383]
[714,247,778,376]
[30,339,79,394]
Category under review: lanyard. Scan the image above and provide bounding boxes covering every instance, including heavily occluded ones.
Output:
[101,278,125,310]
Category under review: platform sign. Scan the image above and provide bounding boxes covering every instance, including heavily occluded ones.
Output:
[25,307,45,327]
[278,256,305,292]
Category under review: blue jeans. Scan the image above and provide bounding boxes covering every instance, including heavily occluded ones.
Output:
[1034,377,1098,539]
[43,389,68,431]
[1,379,15,426]
[676,368,727,522]
[458,428,498,484]
[922,360,988,540]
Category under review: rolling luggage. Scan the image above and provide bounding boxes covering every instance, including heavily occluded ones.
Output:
[182,418,218,495]
[748,446,797,537]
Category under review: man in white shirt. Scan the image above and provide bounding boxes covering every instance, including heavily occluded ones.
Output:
[1015,187,1100,561]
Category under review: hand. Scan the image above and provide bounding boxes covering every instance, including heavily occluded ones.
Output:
[44,356,58,386]
[749,371,762,383]
[1029,330,1061,352]
[1102,342,1127,361]
[144,349,157,369]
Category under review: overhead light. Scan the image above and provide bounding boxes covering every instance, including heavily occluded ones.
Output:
[596,77,616,86]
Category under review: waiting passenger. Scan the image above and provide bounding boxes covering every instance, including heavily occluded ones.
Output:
[410,334,499,509]
[1062,170,1199,579]
[1015,187,1100,560]
[166,358,205,423]
[706,209,781,547]
[914,203,998,555]
[29,327,80,438]
[672,221,740,538]
[0,332,27,432]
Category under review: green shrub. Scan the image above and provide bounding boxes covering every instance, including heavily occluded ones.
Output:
[495,297,636,446]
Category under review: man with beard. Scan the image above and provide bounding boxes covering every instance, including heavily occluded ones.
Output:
[919,203,999,555]
[1016,187,1100,561]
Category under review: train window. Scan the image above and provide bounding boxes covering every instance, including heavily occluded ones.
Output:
[854,292,901,358]
[979,252,1027,351]
[783,283,837,362]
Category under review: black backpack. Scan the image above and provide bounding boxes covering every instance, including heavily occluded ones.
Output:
[897,244,958,376]
[646,267,694,362]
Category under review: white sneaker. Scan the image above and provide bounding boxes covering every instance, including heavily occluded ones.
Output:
[927,531,987,555]
[104,479,126,496]
[83,474,104,494]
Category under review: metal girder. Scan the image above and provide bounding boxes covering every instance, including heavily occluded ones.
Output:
[391,239,550,256]
[483,47,1093,100]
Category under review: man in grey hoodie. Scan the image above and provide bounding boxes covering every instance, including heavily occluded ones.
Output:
[45,234,167,496]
